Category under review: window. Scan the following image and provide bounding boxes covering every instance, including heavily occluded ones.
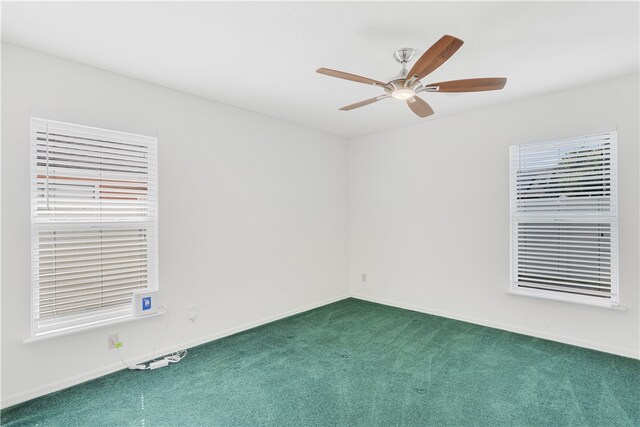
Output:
[30,118,158,338]
[509,132,618,307]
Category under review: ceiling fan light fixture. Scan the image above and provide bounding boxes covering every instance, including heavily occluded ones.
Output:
[391,88,415,100]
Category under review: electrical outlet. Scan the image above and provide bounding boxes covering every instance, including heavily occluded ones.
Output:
[187,305,198,322]
[108,333,120,350]
[362,273,367,283]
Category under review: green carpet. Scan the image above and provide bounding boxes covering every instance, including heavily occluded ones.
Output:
[2,298,639,426]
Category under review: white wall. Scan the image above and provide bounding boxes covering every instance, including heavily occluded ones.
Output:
[2,42,638,409]
[348,74,640,359]
[1,44,349,407]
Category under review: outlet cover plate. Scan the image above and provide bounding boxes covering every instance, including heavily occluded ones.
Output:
[108,333,119,350]
[187,305,198,321]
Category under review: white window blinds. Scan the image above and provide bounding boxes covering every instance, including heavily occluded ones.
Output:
[30,118,158,337]
[509,132,618,306]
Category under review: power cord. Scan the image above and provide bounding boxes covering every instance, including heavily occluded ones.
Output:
[117,347,188,371]
[149,306,170,362]
[114,306,187,371]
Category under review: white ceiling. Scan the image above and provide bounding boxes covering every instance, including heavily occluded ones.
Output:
[2,2,639,138]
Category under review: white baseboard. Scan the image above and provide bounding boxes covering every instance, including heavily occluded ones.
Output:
[351,293,639,360]
[1,293,350,409]
[5,292,636,409]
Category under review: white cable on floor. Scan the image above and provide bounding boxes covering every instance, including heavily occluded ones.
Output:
[115,306,187,371]
[117,347,188,371]
[116,346,147,371]
[165,349,188,364]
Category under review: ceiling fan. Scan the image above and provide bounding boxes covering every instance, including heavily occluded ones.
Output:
[316,35,506,118]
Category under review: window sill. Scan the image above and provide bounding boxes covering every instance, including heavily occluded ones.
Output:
[24,311,165,344]
[507,288,625,311]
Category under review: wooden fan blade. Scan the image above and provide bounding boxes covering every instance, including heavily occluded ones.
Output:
[426,78,507,92]
[407,35,464,81]
[406,96,434,118]
[340,96,387,111]
[317,67,386,87]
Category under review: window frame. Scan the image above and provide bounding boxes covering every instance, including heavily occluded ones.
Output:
[508,132,619,308]
[29,117,159,340]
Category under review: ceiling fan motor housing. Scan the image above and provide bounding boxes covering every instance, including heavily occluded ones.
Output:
[385,79,423,99]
